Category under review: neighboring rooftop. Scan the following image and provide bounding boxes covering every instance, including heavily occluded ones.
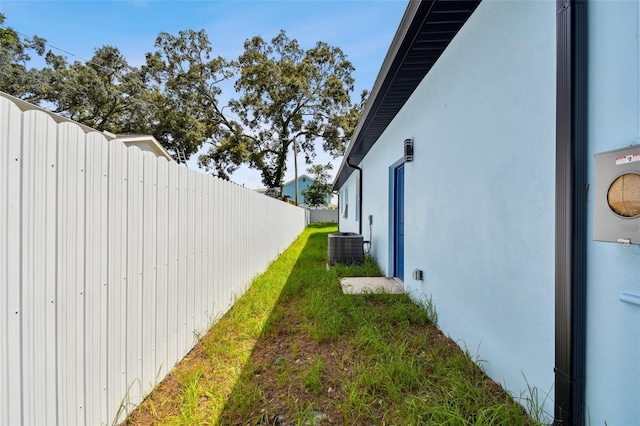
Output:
[0,91,174,161]
[115,134,174,161]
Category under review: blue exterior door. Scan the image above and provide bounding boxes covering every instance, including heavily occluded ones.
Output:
[394,164,405,280]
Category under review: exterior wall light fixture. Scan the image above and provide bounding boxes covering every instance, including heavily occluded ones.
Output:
[404,138,413,162]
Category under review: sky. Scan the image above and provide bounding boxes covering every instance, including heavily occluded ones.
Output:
[0,0,408,189]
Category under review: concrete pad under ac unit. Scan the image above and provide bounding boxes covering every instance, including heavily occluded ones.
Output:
[340,277,404,295]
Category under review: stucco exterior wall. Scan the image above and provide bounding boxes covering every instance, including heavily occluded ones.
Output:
[283,175,331,207]
[338,172,360,234]
[586,2,640,424]
[353,1,556,417]
[282,176,312,205]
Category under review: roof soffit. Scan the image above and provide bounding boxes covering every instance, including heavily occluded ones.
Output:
[334,0,481,189]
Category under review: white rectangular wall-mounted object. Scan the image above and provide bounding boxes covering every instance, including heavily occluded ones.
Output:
[594,144,640,244]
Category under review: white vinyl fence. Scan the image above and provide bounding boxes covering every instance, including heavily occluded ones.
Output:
[307,209,339,223]
[0,94,306,426]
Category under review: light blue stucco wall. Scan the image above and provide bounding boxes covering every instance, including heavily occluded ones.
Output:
[350,1,557,417]
[282,175,330,206]
[282,176,312,204]
[338,172,361,234]
[586,2,640,424]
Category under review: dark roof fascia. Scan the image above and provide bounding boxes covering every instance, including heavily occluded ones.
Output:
[333,0,481,190]
[333,0,423,190]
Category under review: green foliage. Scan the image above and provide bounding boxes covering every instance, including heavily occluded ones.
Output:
[0,13,46,100]
[302,163,333,207]
[38,46,150,133]
[143,29,233,159]
[198,30,358,188]
[1,17,365,174]
[301,356,325,395]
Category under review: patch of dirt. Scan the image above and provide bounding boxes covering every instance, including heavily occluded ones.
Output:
[236,318,352,424]
[126,291,526,426]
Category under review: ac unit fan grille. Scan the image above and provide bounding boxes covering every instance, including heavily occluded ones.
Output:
[328,232,364,265]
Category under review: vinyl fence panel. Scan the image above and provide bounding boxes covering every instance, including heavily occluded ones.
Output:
[56,122,87,426]
[106,140,129,424]
[141,152,158,405]
[84,131,109,426]
[155,158,170,382]
[0,94,306,426]
[125,147,144,407]
[20,110,59,426]
[1,94,24,426]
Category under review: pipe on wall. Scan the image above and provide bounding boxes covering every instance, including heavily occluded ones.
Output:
[346,157,363,235]
[554,0,587,424]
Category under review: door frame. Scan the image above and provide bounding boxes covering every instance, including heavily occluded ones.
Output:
[388,158,405,280]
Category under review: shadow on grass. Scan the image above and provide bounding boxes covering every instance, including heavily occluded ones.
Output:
[126,223,540,425]
[213,223,396,425]
[123,223,341,425]
[214,223,344,424]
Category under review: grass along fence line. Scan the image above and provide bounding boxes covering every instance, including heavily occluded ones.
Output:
[126,224,544,425]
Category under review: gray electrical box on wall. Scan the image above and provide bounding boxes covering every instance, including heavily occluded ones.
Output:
[594,144,640,244]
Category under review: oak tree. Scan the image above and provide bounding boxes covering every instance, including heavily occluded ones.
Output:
[199,30,358,188]
[38,46,150,133]
[1,18,363,175]
[143,29,232,159]
[0,13,46,100]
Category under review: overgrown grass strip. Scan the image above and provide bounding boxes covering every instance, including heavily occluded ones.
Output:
[126,223,546,425]
[125,224,319,425]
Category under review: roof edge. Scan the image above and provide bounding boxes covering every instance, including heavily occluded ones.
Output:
[333,0,422,190]
[115,134,174,161]
[333,0,481,190]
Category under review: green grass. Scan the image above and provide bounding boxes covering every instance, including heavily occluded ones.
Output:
[301,356,325,395]
[127,223,546,425]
